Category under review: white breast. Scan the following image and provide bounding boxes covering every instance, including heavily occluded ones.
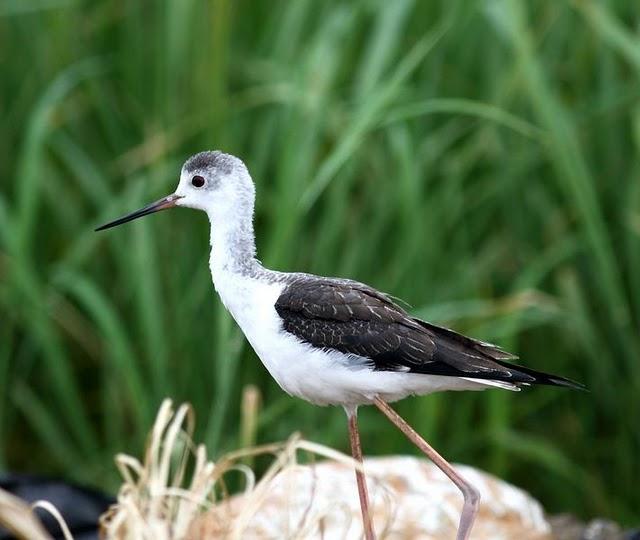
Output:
[210,271,292,384]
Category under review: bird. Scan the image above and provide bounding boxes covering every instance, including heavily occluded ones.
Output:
[96,150,584,540]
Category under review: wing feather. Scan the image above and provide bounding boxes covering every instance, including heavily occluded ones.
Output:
[274,275,584,389]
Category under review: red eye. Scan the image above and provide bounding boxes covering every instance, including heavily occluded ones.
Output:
[191,175,205,188]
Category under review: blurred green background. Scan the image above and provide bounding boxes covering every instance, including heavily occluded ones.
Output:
[1,0,639,526]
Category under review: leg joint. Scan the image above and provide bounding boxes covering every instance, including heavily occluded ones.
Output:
[463,484,481,508]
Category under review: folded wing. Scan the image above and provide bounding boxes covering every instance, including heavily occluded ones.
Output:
[275,276,583,389]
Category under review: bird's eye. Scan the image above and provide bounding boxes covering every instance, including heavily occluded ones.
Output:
[191,175,205,188]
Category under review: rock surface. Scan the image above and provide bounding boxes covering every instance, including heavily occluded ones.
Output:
[188,456,552,539]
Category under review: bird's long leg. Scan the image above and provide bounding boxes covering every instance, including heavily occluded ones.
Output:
[373,397,480,540]
[344,406,375,540]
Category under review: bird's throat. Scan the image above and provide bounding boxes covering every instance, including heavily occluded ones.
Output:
[208,217,260,280]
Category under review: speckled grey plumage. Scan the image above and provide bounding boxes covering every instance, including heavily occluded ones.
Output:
[184,151,262,277]
[184,150,239,176]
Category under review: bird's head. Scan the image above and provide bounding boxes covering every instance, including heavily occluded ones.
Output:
[95,151,254,231]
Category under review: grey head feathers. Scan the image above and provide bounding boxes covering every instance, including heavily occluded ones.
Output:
[183,150,244,176]
[182,150,254,202]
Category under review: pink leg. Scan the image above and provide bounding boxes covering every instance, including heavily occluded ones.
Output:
[345,406,375,540]
[373,397,480,540]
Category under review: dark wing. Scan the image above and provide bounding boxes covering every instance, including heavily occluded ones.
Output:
[275,277,583,388]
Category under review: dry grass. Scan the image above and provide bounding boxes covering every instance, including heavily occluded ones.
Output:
[0,488,53,540]
[0,399,368,540]
[0,398,558,539]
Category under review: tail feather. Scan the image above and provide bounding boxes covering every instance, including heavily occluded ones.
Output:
[495,359,586,391]
[414,319,586,391]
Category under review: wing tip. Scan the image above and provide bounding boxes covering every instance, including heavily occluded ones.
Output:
[546,376,588,391]
[497,360,587,391]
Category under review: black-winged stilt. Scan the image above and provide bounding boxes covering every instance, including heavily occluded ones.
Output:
[96,150,583,540]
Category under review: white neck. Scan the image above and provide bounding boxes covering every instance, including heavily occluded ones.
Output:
[207,206,274,331]
[207,208,261,281]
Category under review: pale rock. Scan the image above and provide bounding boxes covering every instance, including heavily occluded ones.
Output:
[188,456,552,539]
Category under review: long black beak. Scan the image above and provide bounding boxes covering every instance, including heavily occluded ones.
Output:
[95,194,183,231]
